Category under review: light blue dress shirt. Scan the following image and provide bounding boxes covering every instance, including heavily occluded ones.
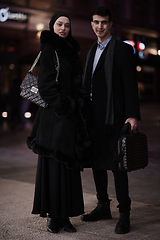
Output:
[90,35,112,100]
[92,35,112,75]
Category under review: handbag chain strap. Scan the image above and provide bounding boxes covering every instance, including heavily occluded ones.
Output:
[29,50,60,84]
[54,50,60,84]
[29,51,42,73]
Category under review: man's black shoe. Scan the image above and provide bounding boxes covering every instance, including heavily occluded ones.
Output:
[115,212,130,234]
[81,201,112,221]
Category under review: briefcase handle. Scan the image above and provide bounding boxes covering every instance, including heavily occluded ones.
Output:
[120,123,140,138]
[119,123,131,137]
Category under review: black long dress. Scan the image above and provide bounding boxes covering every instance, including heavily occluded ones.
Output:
[29,30,87,219]
[32,156,84,218]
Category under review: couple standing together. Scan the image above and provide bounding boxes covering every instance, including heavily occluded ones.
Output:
[27,6,140,235]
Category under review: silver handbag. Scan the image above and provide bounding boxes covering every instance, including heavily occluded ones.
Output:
[20,50,60,108]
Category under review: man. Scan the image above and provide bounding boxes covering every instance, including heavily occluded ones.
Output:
[82,7,140,234]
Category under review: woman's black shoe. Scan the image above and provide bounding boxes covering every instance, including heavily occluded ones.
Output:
[63,218,76,232]
[47,217,60,233]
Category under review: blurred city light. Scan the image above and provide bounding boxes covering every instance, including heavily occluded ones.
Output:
[9,64,15,70]
[24,112,31,118]
[2,112,8,118]
[37,31,41,38]
[138,51,145,59]
[7,46,15,52]
[137,41,145,51]
[136,66,142,72]
[36,23,44,31]
[158,50,160,56]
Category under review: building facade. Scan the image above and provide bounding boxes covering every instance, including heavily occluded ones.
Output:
[0,0,160,121]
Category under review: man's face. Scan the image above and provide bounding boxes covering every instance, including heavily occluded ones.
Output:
[91,15,113,43]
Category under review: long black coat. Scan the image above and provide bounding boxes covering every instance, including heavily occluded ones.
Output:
[29,30,87,218]
[27,30,90,168]
[83,35,141,170]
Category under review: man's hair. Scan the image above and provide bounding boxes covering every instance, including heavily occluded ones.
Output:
[92,6,112,22]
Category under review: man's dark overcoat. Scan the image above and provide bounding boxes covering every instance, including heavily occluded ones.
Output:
[83,35,141,170]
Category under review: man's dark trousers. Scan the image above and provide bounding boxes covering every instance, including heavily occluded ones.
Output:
[93,169,131,213]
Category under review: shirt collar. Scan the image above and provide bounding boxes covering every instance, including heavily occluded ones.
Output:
[97,35,112,50]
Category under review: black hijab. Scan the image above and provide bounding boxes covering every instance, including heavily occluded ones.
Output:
[40,12,80,57]
[49,12,72,42]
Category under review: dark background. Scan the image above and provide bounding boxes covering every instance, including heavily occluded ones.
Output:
[0,0,160,130]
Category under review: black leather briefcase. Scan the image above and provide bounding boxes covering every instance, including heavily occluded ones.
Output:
[117,123,148,172]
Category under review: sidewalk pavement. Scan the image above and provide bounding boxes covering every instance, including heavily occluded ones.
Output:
[0,102,160,240]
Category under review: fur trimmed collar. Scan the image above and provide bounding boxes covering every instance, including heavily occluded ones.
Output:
[40,30,80,55]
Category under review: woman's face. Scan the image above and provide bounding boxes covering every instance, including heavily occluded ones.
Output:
[54,16,70,38]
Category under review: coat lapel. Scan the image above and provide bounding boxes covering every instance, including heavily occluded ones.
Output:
[83,42,97,87]
[93,42,110,75]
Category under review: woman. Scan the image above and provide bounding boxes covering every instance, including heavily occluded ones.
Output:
[27,13,90,234]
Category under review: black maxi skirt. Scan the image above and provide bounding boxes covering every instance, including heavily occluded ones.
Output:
[32,156,84,219]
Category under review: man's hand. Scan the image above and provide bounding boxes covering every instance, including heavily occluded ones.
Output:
[125,118,138,131]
